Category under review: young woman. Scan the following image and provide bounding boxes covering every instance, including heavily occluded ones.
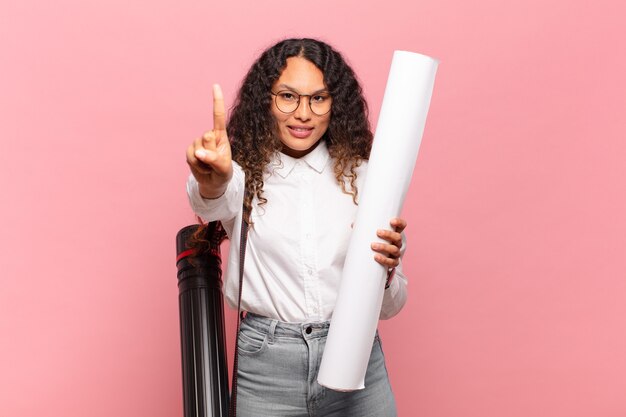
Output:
[186,38,407,416]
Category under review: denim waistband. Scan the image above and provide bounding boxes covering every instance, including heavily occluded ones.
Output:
[243,312,331,340]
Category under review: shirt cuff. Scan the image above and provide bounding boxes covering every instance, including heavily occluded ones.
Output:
[186,166,244,223]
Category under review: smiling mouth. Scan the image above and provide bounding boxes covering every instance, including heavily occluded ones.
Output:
[288,126,314,138]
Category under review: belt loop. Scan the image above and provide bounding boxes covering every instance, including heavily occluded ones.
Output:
[267,319,278,344]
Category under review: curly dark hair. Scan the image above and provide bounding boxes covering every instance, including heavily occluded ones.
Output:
[228,38,373,222]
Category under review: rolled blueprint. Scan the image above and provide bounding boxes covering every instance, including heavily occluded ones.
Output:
[317,51,438,391]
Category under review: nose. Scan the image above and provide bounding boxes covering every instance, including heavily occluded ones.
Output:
[294,97,312,121]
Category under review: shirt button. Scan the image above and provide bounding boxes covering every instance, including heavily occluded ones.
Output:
[307,269,313,275]
[305,326,312,334]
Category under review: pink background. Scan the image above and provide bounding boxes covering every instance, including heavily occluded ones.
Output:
[1,0,625,416]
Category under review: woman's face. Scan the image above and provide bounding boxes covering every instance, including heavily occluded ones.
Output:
[271,56,331,158]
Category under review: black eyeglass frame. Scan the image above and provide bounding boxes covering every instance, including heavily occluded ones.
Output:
[270,90,332,116]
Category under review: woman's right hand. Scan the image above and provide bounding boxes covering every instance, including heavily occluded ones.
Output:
[186,84,233,199]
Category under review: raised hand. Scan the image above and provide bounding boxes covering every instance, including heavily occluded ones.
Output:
[186,84,233,198]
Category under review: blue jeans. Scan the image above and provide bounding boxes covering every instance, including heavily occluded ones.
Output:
[235,313,397,417]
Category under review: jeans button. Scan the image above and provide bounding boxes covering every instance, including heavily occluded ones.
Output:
[305,326,312,335]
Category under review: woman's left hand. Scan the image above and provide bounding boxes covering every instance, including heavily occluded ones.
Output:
[371,217,407,268]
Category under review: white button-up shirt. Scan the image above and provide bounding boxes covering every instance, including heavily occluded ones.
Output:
[187,142,407,323]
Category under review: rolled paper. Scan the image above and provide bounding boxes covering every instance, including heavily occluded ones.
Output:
[317,51,438,391]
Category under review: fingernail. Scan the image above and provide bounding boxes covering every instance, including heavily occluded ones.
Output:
[195,150,206,158]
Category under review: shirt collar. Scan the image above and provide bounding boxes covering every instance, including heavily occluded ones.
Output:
[271,141,330,178]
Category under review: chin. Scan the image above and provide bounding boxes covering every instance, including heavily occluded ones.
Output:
[281,139,321,158]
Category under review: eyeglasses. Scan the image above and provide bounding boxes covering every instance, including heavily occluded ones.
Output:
[271,90,332,116]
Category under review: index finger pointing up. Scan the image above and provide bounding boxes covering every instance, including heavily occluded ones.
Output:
[213,84,226,131]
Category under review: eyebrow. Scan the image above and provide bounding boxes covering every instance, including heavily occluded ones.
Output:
[276,84,329,94]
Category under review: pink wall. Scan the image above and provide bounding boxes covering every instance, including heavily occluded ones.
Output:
[1,0,625,416]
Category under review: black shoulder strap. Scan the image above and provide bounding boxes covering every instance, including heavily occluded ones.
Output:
[228,200,250,417]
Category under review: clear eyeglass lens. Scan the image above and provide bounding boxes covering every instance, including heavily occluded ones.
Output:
[275,91,331,115]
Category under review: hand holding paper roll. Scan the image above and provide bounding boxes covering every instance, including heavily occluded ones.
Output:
[372,217,407,269]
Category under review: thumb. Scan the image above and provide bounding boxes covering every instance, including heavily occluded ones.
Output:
[195,148,218,164]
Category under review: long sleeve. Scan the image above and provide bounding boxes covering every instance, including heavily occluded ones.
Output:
[379,231,408,320]
[186,162,245,236]
[379,265,408,319]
